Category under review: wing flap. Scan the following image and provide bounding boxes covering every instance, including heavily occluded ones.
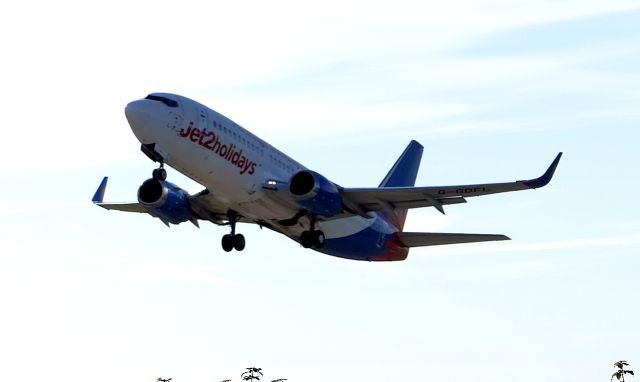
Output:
[397,232,510,247]
[352,194,467,211]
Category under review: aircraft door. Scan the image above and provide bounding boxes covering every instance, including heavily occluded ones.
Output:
[199,108,208,130]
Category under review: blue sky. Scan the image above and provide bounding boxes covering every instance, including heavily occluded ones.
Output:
[1,1,639,381]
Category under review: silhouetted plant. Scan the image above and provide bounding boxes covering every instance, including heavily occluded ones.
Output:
[241,367,264,381]
[612,360,634,382]
[157,378,172,382]
[203,366,286,381]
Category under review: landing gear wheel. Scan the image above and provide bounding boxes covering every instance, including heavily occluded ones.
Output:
[312,230,325,248]
[221,211,245,252]
[299,214,326,249]
[233,234,245,251]
[221,234,234,252]
[152,168,167,181]
[300,231,313,248]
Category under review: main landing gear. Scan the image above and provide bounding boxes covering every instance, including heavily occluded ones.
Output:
[300,216,325,249]
[222,211,245,252]
[152,163,167,181]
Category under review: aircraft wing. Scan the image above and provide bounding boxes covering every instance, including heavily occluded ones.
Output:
[94,201,147,212]
[187,189,255,225]
[341,152,562,215]
[92,177,250,226]
[92,177,147,212]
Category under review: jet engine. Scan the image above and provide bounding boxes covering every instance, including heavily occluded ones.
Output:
[289,170,343,217]
[137,179,192,224]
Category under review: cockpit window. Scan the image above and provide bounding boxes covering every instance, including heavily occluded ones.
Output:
[145,94,179,108]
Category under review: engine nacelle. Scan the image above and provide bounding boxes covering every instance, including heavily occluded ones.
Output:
[137,179,191,225]
[289,170,343,217]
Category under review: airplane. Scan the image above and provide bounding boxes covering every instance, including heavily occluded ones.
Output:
[93,93,562,262]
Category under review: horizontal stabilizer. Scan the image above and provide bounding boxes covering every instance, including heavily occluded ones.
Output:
[397,232,510,247]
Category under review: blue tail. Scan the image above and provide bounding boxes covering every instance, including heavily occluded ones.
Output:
[379,140,423,188]
[379,140,423,230]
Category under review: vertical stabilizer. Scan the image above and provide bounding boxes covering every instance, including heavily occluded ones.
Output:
[379,140,423,230]
[379,140,423,188]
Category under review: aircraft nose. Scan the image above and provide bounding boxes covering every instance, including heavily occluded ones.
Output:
[125,100,150,128]
[125,100,154,143]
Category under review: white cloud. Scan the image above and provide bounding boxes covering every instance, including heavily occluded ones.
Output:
[1,0,637,173]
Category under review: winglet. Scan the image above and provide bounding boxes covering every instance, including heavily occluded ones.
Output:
[92,177,109,203]
[521,152,562,189]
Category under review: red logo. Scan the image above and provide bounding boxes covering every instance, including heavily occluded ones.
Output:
[179,122,256,175]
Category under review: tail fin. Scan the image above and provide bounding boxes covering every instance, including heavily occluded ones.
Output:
[379,140,423,230]
[379,140,423,188]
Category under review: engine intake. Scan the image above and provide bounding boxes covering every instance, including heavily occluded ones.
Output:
[290,171,317,197]
[289,170,342,217]
[137,179,191,224]
[138,179,165,205]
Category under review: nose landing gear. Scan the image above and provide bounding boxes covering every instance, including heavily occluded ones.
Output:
[152,164,167,181]
[221,211,245,252]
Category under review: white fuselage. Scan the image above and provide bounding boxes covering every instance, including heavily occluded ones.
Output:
[126,93,379,241]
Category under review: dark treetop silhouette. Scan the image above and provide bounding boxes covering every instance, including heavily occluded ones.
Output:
[612,360,634,382]
[219,366,286,382]
[241,367,264,381]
